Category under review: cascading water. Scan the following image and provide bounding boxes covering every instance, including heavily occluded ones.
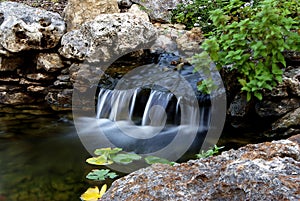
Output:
[74,53,218,165]
[93,86,211,155]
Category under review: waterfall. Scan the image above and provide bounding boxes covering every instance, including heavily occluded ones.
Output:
[96,87,210,128]
[77,87,212,158]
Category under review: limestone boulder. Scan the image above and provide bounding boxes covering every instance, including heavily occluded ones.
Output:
[128,4,149,22]
[0,2,66,53]
[63,0,119,31]
[36,53,65,72]
[131,0,182,23]
[59,13,157,62]
[101,136,300,200]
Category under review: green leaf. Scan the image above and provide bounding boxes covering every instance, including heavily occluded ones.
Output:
[86,156,113,166]
[94,147,122,156]
[196,145,224,159]
[144,156,173,165]
[111,153,142,164]
[86,169,118,181]
[246,92,252,101]
[254,91,263,100]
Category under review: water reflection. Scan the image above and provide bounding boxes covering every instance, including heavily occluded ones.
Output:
[0,107,90,201]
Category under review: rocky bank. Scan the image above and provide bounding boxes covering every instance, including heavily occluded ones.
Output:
[101,134,300,200]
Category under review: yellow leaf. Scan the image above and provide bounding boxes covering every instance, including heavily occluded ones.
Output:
[99,184,107,198]
[86,156,113,165]
[80,186,101,201]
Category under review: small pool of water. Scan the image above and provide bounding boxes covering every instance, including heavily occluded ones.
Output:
[0,106,93,201]
[0,105,268,201]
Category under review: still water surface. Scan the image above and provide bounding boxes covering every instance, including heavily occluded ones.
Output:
[0,106,91,201]
[0,105,266,201]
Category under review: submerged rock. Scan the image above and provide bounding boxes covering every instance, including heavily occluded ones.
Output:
[0,2,66,53]
[101,135,300,200]
[59,13,157,62]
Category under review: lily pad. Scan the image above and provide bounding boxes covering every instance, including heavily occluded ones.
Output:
[86,169,118,181]
[111,153,142,164]
[144,156,174,165]
[86,155,113,166]
[94,147,122,156]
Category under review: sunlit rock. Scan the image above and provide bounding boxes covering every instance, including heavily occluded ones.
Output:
[101,136,300,200]
[128,4,149,21]
[59,13,157,62]
[131,0,182,23]
[26,72,55,81]
[36,53,65,72]
[63,0,119,31]
[0,2,66,53]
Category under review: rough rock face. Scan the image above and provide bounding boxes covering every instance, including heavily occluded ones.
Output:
[128,4,149,22]
[227,64,300,136]
[271,107,300,137]
[63,0,119,31]
[101,135,300,200]
[59,13,157,62]
[176,27,204,56]
[0,2,66,53]
[131,0,182,23]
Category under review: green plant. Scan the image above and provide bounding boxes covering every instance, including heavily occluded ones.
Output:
[194,0,300,100]
[144,156,175,166]
[86,147,141,165]
[196,145,224,158]
[86,169,118,181]
[172,0,229,33]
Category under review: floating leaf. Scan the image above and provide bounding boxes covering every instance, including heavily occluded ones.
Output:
[99,184,107,198]
[86,156,113,166]
[144,156,173,165]
[80,186,101,201]
[86,169,110,181]
[94,147,122,156]
[111,153,142,164]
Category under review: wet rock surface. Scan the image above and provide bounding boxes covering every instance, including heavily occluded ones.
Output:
[101,134,300,201]
[0,2,66,52]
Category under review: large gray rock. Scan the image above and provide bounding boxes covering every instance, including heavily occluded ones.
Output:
[131,0,182,23]
[270,107,300,137]
[0,2,66,53]
[63,0,119,31]
[59,13,157,62]
[101,135,300,200]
